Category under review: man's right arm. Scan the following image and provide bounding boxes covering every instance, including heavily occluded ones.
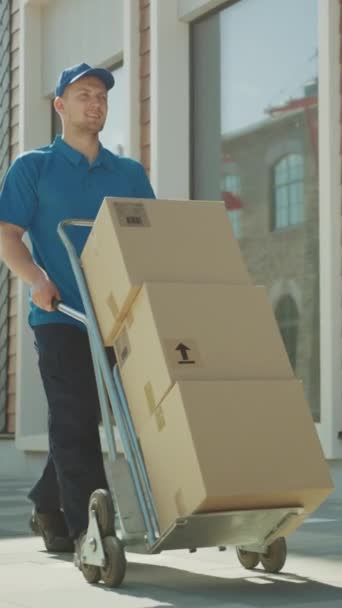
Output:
[0,222,60,311]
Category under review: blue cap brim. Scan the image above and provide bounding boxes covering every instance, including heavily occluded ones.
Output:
[68,67,115,91]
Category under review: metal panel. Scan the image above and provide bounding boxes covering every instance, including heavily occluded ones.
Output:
[0,0,11,433]
[149,507,303,554]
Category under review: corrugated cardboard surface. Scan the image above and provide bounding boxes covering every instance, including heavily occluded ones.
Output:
[114,282,294,434]
[139,380,333,536]
[81,197,251,344]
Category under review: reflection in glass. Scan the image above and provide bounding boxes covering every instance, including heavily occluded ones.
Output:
[275,295,299,371]
[221,162,242,238]
[191,0,320,419]
[273,155,304,229]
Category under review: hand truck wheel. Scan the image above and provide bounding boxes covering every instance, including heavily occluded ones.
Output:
[260,537,287,573]
[236,547,260,570]
[100,536,127,588]
[89,489,115,536]
[81,563,101,584]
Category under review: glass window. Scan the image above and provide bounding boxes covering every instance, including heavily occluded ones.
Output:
[273,154,304,230]
[228,209,242,238]
[191,0,320,420]
[221,159,242,237]
[223,174,240,194]
[275,295,299,370]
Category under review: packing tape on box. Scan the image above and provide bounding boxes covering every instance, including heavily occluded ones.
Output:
[175,489,186,516]
[155,406,166,432]
[126,286,143,327]
[144,381,156,414]
[126,310,134,328]
[106,292,119,319]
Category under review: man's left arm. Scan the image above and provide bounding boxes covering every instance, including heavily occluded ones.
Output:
[133,163,156,199]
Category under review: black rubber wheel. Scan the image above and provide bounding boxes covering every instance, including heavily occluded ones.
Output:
[100,536,127,588]
[260,537,287,573]
[89,489,115,537]
[236,547,260,570]
[81,563,101,584]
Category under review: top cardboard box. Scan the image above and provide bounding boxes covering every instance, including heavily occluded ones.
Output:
[81,197,251,344]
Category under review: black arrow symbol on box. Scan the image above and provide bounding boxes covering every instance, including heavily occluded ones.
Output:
[176,343,195,364]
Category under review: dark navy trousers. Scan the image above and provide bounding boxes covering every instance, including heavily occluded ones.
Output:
[28,324,115,539]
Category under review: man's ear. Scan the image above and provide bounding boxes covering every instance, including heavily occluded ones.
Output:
[54,96,64,114]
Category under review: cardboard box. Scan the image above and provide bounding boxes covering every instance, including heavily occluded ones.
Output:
[139,380,333,536]
[114,282,294,434]
[81,197,251,344]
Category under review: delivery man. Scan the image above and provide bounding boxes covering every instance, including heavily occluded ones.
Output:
[0,62,154,554]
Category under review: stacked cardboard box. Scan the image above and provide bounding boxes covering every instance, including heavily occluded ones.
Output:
[81,197,334,537]
[139,380,332,535]
[81,197,251,344]
[113,282,294,435]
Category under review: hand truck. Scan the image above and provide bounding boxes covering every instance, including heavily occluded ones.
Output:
[56,218,303,588]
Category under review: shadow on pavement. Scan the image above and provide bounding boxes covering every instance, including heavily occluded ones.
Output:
[70,560,342,607]
[0,479,33,540]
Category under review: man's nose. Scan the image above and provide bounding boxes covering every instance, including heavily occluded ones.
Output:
[89,98,101,108]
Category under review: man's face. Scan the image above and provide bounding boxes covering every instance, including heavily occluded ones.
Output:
[57,76,108,134]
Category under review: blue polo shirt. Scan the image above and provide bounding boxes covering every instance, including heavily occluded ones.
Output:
[0,136,155,329]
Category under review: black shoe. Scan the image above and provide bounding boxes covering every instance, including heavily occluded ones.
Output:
[29,508,40,535]
[30,507,74,553]
[73,531,87,569]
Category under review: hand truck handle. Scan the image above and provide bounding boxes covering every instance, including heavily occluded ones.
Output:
[51,296,61,311]
[51,296,87,326]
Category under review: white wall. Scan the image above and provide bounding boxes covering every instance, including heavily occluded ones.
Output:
[178,0,228,21]
[41,0,123,96]
[16,2,51,449]
[20,3,51,151]
[150,0,190,198]
[317,0,342,458]
[16,0,125,450]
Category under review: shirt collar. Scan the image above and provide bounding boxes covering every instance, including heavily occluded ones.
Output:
[53,135,113,170]
[92,144,114,170]
[53,136,83,166]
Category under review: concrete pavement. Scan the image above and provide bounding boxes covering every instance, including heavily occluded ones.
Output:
[0,477,342,607]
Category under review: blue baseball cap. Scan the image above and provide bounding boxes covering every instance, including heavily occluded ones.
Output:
[55,62,115,97]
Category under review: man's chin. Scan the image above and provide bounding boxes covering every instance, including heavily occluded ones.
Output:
[80,123,105,135]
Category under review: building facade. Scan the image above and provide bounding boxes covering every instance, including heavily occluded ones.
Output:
[0,0,20,441]
[0,0,342,478]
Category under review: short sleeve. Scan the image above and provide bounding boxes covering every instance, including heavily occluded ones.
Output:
[0,155,40,229]
[133,162,156,199]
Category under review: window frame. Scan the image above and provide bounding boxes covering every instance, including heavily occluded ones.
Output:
[272,153,305,231]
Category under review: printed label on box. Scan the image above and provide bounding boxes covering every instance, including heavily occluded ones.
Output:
[114,202,151,227]
[115,328,131,365]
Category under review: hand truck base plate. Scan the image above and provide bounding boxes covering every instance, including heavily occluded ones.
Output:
[147,506,303,554]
